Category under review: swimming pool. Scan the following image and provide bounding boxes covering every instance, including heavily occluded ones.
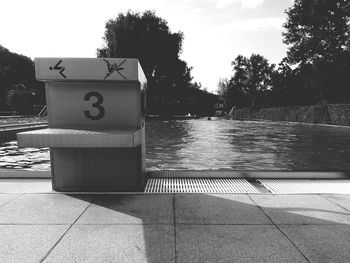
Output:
[1,119,350,171]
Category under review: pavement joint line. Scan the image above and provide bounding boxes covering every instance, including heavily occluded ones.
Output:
[0,223,73,226]
[173,194,177,263]
[320,195,350,214]
[174,223,275,226]
[39,201,93,262]
[247,195,311,263]
[73,223,175,225]
[16,222,344,226]
[275,226,311,263]
[0,222,348,226]
[0,193,25,209]
[247,195,275,225]
[172,223,349,226]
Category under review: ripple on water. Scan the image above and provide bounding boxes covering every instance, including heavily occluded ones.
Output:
[1,119,350,171]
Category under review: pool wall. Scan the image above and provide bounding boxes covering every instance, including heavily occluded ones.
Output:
[232,104,350,126]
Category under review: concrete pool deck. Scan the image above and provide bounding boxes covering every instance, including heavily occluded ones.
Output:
[1,178,350,262]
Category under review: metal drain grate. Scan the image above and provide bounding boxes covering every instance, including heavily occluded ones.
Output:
[144,178,259,193]
[147,170,244,178]
[259,179,350,194]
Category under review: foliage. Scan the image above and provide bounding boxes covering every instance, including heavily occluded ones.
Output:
[283,0,350,65]
[282,0,350,103]
[220,54,275,108]
[0,46,45,113]
[184,82,217,115]
[220,0,350,109]
[234,104,350,126]
[98,10,216,115]
[0,46,33,97]
[232,54,275,107]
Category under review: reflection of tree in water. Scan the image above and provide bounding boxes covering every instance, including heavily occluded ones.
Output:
[147,119,350,171]
[227,121,298,170]
[279,124,350,171]
[229,122,350,171]
[176,119,236,170]
[146,120,192,170]
[1,120,349,171]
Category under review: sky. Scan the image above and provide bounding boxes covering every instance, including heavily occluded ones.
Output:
[0,0,294,93]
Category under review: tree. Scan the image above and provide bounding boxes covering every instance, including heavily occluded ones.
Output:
[0,46,34,97]
[270,57,295,106]
[182,82,217,116]
[0,46,45,112]
[217,78,247,109]
[283,0,350,103]
[97,10,194,114]
[230,54,275,107]
[283,0,350,65]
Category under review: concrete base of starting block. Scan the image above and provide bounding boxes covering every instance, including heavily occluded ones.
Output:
[50,147,145,192]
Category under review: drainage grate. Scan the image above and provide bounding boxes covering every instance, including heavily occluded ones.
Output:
[259,179,350,194]
[144,178,259,193]
[147,170,244,178]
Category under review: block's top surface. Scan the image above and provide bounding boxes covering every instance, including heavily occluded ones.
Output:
[17,128,142,148]
[35,58,146,84]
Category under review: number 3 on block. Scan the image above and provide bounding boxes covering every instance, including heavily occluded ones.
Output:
[84,91,105,120]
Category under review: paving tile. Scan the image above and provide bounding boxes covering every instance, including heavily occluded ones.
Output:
[0,193,20,207]
[20,180,54,193]
[0,225,68,262]
[259,179,350,194]
[0,179,39,193]
[77,194,174,224]
[250,195,350,225]
[44,224,175,263]
[176,225,307,263]
[0,194,93,224]
[322,194,350,212]
[0,179,53,194]
[279,225,350,263]
[175,194,271,224]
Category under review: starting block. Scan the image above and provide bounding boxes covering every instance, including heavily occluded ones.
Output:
[17,58,147,192]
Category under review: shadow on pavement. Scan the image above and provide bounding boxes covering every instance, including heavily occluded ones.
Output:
[37,193,350,262]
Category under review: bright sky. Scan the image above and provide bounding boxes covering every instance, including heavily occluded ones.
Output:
[0,0,294,93]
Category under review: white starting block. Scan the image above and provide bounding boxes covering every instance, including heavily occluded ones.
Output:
[17,58,147,192]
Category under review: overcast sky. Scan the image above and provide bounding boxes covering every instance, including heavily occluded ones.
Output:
[0,0,294,92]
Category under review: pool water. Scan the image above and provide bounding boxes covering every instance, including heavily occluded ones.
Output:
[1,119,350,171]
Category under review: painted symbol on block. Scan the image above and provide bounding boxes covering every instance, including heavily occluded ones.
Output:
[49,60,67,79]
[103,59,127,80]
